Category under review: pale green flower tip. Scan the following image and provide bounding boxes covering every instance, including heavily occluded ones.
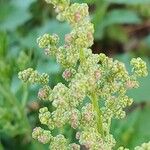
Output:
[18,68,34,83]
[45,0,70,12]
[130,57,148,77]
[39,107,48,113]
[37,33,59,49]
[40,73,49,84]
[18,68,49,84]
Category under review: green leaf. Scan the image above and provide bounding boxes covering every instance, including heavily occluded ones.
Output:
[143,34,150,48]
[104,9,141,25]
[0,0,34,31]
[112,108,140,148]
[38,20,70,45]
[106,25,128,43]
[19,20,70,48]
[129,106,150,148]
[37,57,62,74]
[112,105,150,149]
[0,31,8,57]
[95,9,141,39]
[0,142,3,150]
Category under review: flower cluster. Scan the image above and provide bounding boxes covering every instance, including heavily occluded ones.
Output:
[18,68,49,84]
[18,0,148,150]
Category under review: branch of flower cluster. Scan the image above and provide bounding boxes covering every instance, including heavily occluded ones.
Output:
[18,0,148,149]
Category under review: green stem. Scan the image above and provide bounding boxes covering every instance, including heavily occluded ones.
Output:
[91,93,104,137]
[79,48,85,64]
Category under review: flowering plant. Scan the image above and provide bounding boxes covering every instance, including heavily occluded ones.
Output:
[18,0,149,149]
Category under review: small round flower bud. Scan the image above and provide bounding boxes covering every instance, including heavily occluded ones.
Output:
[74,12,82,22]
[39,73,49,84]
[62,68,76,81]
[65,34,72,43]
[50,134,68,150]
[18,68,34,82]
[70,109,80,129]
[69,143,80,150]
[32,127,42,139]
[94,70,101,81]
[44,48,51,56]
[76,132,81,140]
[37,33,59,56]
[126,80,138,89]
[38,85,52,101]
[32,127,51,144]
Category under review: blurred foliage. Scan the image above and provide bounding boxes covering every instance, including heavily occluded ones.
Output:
[0,0,150,149]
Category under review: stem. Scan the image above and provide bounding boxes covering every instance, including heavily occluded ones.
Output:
[79,48,85,64]
[107,117,111,135]
[91,93,104,137]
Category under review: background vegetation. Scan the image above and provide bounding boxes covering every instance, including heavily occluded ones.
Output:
[0,0,150,149]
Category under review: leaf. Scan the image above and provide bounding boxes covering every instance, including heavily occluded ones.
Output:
[19,20,70,48]
[111,108,140,148]
[112,105,150,149]
[0,142,3,150]
[0,31,8,57]
[143,34,150,48]
[129,106,150,149]
[37,57,62,74]
[104,9,141,25]
[106,25,128,43]
[0,0,35,31]
[38,20,70,45]
[95,9,141,39]
[11,0,36,10]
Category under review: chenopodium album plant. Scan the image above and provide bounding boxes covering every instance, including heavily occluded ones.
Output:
[18,0,149,150]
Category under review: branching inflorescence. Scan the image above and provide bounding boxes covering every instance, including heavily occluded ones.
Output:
[18,0,149,150]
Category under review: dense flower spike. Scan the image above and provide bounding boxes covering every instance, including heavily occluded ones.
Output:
[18,0,148,149]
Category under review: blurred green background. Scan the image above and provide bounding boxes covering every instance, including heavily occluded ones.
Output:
[0,0,150,149]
